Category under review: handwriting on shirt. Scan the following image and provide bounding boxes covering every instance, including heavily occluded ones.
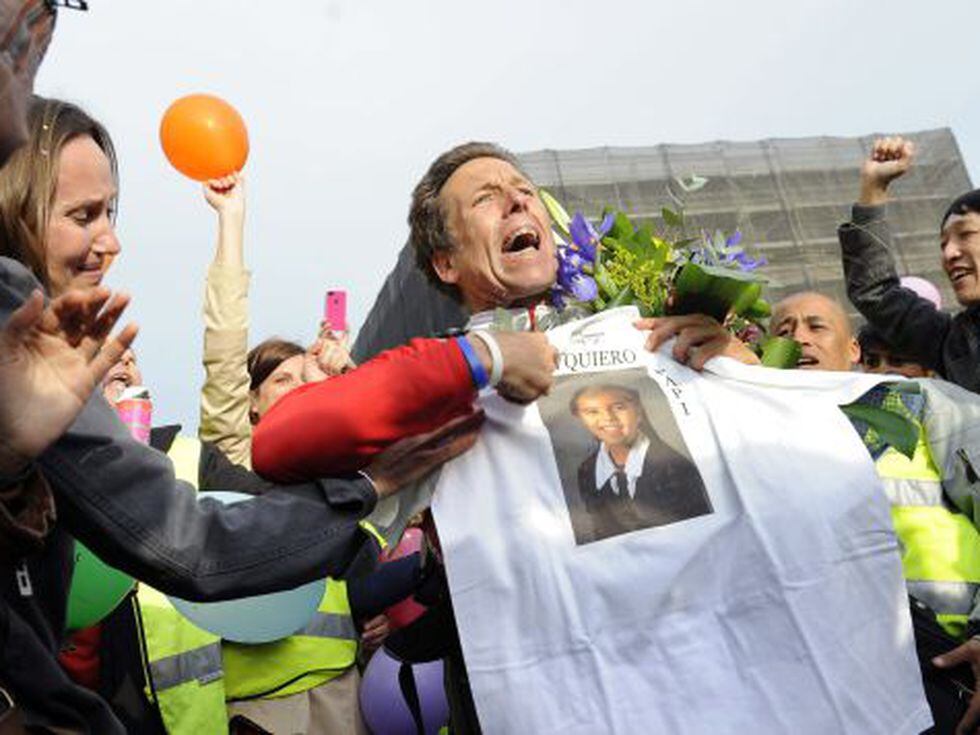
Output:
[651,365,690,416]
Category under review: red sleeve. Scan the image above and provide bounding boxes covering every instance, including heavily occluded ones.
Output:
[252,337,476,482]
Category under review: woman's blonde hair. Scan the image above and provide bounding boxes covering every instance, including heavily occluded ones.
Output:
[0,95,117,288]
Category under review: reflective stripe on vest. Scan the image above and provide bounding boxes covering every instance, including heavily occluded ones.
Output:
[905,580,979,618]
[876,425,980,639]
[880,477,944,507]
[301,608,358,640]
[359,520,388,550]
[222,578,358,701]
[149,642,223,690]
[138,585,228,735]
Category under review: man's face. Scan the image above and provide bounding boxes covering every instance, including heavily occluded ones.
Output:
[771,293,860,372]
[941,212,980,306]
[0,0,55,164]
[432,157,557,312]
[102,348,142,403]
[574,388,641,448]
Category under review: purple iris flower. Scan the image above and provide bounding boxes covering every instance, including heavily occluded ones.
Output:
[568,212,614,262]
[556,255,598,301]
[551,212,613,307]
[567,272,598,301]
[720,233,767,271]
[728,251,767,272]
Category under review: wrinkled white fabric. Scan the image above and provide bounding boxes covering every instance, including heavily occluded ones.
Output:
[433,307,931,735]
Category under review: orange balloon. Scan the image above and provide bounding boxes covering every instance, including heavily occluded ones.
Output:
[159,94,249,181]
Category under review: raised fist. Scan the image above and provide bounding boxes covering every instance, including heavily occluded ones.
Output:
[859,136,915,205]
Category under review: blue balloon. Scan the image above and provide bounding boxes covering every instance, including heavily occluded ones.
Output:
[167,491,324,643]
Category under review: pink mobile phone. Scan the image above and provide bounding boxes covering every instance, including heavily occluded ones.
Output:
[324,289,347,332]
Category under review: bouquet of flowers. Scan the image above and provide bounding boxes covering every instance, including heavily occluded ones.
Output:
[539,187,799,368]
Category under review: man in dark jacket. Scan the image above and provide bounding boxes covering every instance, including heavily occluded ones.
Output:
[0,255,482,733]
[838,135,980,393]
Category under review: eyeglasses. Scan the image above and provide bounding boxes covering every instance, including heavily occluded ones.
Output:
[45,0,88,11]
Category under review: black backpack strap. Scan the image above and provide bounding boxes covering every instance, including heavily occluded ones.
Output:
[398,660,427,735]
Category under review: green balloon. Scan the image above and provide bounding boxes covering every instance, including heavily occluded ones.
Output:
[66,542,134,629]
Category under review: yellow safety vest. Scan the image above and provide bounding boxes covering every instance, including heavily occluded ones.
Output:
[136,585,228,735]
[134,435,228,734]
[169,435,365,702]
[222,578,359,700]
[876,422,980,638]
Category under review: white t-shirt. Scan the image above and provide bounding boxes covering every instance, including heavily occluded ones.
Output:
[431,307,930,735]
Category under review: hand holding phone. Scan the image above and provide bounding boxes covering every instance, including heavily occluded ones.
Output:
[312,289,355,378]
[324,289,347,333]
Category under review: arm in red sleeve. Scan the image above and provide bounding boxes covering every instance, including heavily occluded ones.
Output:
[252,337,476,482]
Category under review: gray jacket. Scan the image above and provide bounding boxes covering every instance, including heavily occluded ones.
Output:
[919,379,980,633]
[839,204,980,393]
[0,257,377,733]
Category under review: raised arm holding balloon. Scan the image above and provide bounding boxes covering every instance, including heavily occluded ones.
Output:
[198,169,255,466]
[193,168,375,735]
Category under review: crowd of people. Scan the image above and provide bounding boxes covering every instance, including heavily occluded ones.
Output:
[2,3,980,734]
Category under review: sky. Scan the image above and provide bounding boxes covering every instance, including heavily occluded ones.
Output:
[35,0,980,429]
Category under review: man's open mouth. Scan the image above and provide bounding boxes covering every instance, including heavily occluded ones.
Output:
[502,226,540,254]
[797,355,819,368]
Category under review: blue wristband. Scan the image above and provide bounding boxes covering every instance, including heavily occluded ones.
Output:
[455,336,489,390]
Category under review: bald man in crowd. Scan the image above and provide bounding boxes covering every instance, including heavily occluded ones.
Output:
[768,291,861,371]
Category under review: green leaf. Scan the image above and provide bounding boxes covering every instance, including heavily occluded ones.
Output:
[744,298,772,320]
[759,336,800,369]
[608,234,645,259]
[608,212,635,241]
[840,403,919,460]
[671,262,765,322]
[649,236,671,270]
[661,207,684,228]
[676,174,708,193]
[594,261,619,300]
[631,224,654,246]
[607,286,636,309]
[539,189,571,242]
[630,225,657,259]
